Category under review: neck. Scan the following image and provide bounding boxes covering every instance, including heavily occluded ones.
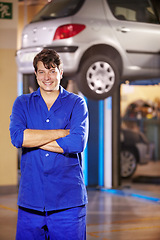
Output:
[40,88,60,110]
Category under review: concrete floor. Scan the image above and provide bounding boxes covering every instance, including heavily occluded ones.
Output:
[1,161,160,240]
[87,190,160,240]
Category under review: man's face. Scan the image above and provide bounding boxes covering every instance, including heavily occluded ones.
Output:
[35,61,63,93]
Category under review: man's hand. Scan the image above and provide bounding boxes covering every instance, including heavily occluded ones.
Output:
[39,141,64,153]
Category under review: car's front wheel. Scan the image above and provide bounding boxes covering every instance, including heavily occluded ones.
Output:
[121,148,137,178]
[77,55,120,100]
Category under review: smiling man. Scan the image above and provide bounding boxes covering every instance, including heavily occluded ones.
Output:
[9,49,89,240]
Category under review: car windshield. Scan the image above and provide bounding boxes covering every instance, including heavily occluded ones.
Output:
[31,0,84,23]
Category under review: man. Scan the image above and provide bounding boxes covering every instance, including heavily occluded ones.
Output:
[9,49,89,240]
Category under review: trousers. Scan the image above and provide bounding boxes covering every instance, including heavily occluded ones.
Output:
[16,205,86,240]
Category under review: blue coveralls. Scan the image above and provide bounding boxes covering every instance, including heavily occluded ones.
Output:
[9,86,89,239]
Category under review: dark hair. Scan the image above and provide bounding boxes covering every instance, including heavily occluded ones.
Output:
[33,49,63,72]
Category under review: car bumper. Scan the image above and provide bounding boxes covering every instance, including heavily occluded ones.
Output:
[16,45,80,75]
[136,142,155,164]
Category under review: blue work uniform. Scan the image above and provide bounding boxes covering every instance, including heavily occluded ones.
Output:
[9,86,89,239]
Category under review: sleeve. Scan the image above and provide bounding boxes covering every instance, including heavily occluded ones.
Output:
[9,96,27,148]
[56,96,89,154]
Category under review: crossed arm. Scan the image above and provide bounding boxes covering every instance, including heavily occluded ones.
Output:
[22,129,70,153]
[10,95,88,155]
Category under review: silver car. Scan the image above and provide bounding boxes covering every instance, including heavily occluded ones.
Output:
[16,0,160,100]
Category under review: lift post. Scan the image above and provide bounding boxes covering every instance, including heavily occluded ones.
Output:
[103,84,121,189]
[86,84,121,189]
[111,85,121,188]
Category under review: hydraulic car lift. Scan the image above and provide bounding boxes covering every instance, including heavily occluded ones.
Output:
[84,86,121,189]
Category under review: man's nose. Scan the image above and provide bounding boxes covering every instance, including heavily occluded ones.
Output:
[44,72,50,79]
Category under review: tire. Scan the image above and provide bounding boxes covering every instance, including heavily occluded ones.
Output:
[120,148,137,178]
[77,54,120,100]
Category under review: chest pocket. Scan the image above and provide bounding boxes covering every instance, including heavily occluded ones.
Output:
[49,111,70,129]
[48,100,74,129]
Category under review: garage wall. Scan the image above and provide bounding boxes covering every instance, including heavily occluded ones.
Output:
[0,0,18,193]
[0,0,46,193]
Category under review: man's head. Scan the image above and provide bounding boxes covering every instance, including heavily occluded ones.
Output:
[33,49,63,93]
[33,49,63,73]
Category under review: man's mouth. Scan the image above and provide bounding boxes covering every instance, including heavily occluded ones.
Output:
[43,81,53,86]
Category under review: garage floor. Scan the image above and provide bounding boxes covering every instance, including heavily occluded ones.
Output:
[1,161,160,240]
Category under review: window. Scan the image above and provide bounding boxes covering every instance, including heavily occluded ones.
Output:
[31,0,84,23]
[107,0,159,24]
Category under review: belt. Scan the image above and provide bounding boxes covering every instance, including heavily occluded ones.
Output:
[19,204,85,216]
[19,206,62,216]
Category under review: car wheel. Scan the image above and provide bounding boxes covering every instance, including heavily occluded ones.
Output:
[120,148,137,178]
[77,55,120,100]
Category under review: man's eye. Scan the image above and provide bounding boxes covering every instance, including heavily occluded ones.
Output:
[39,71,44,74]
[50,70,55,74]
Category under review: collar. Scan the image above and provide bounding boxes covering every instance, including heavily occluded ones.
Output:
[33,85,70,99]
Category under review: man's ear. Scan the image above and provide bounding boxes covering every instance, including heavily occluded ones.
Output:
[34,71,37,77]
[60,69,63,79]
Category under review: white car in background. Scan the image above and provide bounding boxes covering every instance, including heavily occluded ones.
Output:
[16,0,160,100]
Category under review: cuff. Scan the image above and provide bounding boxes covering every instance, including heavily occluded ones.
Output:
[56,138,69,154]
